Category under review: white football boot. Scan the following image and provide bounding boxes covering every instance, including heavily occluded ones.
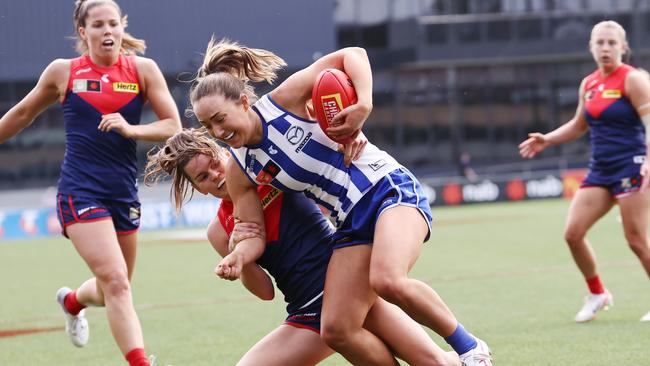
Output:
[56,287,89,347]
[574,290,613,323]
[459,336,493,366]
[640,311,650,322]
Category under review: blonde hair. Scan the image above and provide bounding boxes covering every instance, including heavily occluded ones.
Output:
[591,20,628,46]
[73,0,146,55]
[144,128,227,211]
[188,37,287,118]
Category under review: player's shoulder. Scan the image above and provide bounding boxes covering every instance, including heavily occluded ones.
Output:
[132,55,160,72]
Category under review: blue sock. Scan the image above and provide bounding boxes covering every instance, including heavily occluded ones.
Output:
[444,323,477,355]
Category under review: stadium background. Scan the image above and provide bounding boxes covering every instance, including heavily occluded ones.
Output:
[2,0,649,238]
[3,2,650,365]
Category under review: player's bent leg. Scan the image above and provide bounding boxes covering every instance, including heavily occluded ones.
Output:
[67,220,145,356]
[370,206,492,365]
[321,245,399,366]
[369,206,457,336]
[365,298,460,366]
[236,325,333,366]
[55,286,89,347]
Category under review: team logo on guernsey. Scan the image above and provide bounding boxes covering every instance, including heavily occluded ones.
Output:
[369,159,387,171]
[601,89,621,99]
[73,79,101,93]
[585,90,594,100]
[113,82,139,93]
[256,160,281,184]
[129,206,141,220]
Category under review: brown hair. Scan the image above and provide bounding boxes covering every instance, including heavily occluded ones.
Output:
[188,37,287,120]
[144,128,227,210]
[73,0,146,55]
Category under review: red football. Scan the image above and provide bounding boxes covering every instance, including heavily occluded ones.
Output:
[312,68,358,144]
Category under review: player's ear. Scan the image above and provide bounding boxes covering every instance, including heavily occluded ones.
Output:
[240,94,249,110]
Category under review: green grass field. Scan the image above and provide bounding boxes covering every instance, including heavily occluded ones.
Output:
[2,198,650,365]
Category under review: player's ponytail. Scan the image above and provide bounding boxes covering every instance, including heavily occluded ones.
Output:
[144,128,226,211]
[190,37,287,106]
[73,0,146,55]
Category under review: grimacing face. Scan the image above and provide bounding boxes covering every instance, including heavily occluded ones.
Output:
[193,94,251,149]
[79,4,124,60]
[590,26,626,69]
[183,153,229,199]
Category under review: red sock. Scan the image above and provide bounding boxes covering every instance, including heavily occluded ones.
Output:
[63,290,86,316]
[125,348,149,366]
[586,275,605,294]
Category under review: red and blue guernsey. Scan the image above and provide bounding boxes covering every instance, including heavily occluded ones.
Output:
[218,186,333,316]
[59,54,143,201]
[582,63,646,189]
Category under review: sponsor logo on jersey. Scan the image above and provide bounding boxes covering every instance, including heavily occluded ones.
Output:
[585,90,594,100]
[601,89,621,99]
[286,126,304,145]
[268,145,278,155]
[256,160,281,184]
[260,188,281,209]
[101,74,110,83]
[73,79,101,93]
[75,67,92,76]
[113,82,139,93]
[295,132,313,153]
[634,155,646,164]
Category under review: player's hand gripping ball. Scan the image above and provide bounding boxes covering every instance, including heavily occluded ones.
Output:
[311,69,359,144]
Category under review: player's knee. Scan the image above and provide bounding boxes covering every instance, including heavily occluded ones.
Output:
[95,269,130,298]
[320,319,352,349]
[369,272,407,304]
[563,228,585,247]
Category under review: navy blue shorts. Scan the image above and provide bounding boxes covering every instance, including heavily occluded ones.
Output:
[56,194,141,237]
[284,293,322,333]
[332,168,433,250]
[581,165,644,198]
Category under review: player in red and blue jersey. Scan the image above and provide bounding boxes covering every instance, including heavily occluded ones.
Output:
[0,1,181,365]
[144,128,461,365]
[520,20,650,323]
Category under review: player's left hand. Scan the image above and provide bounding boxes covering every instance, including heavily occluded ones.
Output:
[640,160,650,191]
[338,131,367,167]
[327,102,371,140]
[215,252,244,281]
[98,113,134,138]
[229,221,264,252]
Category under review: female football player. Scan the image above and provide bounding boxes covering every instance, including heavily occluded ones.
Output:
[0,1,181,364]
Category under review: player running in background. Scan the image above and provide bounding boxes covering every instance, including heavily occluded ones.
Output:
[0,1,181,364]
[144,127,461,366]
[187,38,492,366]
[519,20,650,323]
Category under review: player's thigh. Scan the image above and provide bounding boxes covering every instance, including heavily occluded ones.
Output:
[618,190,650,239]
[67,219,127,276]
[322,245,375,328]
[565,187,614,237]
[371,206,428,276]
[236,325,333,366]
[117,232,138,280]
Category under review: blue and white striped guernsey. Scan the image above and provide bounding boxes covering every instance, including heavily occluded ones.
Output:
[230,94,400,227]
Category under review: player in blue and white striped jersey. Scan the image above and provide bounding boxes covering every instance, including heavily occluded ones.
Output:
[187,38,492,366]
